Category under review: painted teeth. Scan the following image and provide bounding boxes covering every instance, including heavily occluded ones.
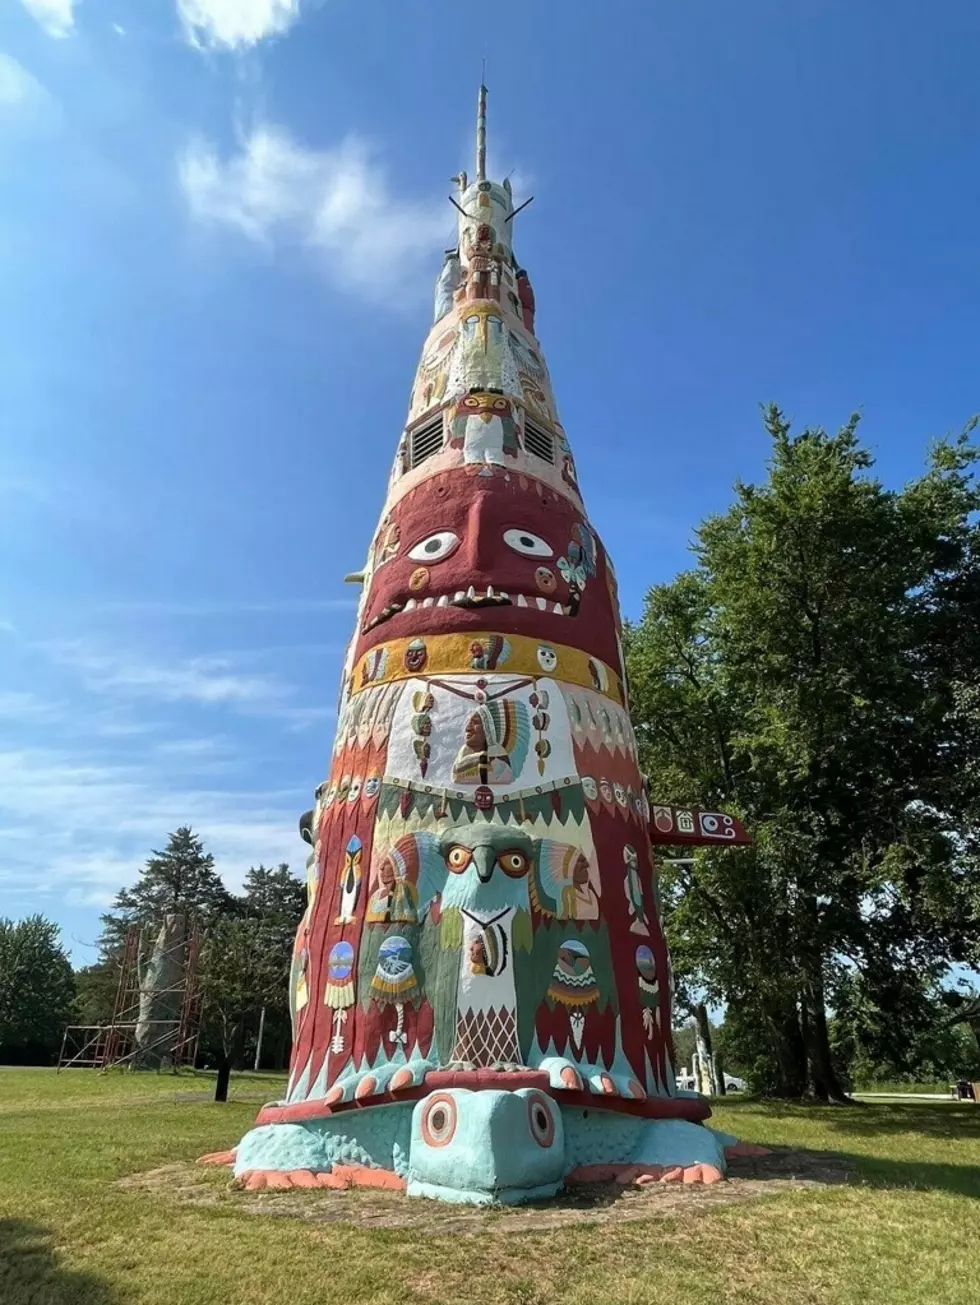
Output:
[499,592,509,601]
[467,585,477,600]
[553,602,564,614]
[516,594,528,608]
[437,595,449,607]
[536,597,548,610]
[422,597,434,608]
[486,586,494,598]
[403,598,417,611]
[454,591,466,603]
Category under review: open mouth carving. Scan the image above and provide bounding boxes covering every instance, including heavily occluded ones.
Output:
[362,585,580,633]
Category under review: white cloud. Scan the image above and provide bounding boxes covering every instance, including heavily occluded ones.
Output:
[179,126,450,301]
[44,642,287,705]
[19,0,76,39]
[0,746,305,912]
[97,597,357,617]
[0,54,58,129]
[178,0,301,51]
[0,691,59,722]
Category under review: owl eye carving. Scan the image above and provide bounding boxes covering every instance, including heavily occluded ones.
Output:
[446,845,473,873]
[498,850,530,878]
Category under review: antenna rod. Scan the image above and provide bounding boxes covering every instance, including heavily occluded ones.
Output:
[476,81,487,182]
[505,195,534,223]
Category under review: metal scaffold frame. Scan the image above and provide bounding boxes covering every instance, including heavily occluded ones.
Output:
[58,920,204,1072]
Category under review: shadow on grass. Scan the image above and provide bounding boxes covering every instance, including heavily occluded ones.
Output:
[723,1097,980,1141]
[843,1152,980,1200]
[0,1219,118,1305]
[827,1104,980,1143]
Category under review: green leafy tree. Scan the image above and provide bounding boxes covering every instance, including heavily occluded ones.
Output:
[0,917,76,1064]
[99,827,234,955]
[235,864,305,1068]
[72,961,120,1028]
[197,913,296,1097]
[627,405,980,1099]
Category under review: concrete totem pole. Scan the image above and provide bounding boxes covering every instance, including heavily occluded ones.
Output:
[228,88,753,1203]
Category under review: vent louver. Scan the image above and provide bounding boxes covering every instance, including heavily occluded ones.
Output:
[409,417,444,469]
[523,417,555,464]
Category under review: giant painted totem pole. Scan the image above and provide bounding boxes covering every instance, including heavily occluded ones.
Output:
[226,89,753,1203]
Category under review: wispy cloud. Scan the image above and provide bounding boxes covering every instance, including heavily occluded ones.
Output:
[0,691,59,722]
[0,54,60,132]
[179,126,450,303]
[178,0,302,51]
[35,639,336,733]
[18,0,76,39]
[0,747,306,916]
[96,597,357,617]
[44,642,288,706]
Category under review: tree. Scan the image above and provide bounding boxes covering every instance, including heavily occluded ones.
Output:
[627,406,980,1100]
[0,917,75,1064]
[97,828,234,1070]
[240,863,306,928]
[237,864,305,1069]
[72,961,120,1028]
[99,827,234,955]
[198,914,295,1099]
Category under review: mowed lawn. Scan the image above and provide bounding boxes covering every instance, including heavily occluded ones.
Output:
[2,1069,979,1305]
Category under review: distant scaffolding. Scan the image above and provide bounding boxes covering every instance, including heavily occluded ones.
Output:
[59,915,203,1071]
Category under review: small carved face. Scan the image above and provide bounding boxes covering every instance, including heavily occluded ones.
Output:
[404,638,428,672]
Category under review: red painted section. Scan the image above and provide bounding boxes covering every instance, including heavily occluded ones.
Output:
[648,805,751,846]
[253,1084,710,1127]
[353,470,621,670]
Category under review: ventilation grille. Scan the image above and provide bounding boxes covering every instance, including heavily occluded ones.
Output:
[523,417,555,464]
[409,417,444,469]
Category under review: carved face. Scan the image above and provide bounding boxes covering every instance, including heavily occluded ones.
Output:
[464,712,488,751]
[355,470,620,667]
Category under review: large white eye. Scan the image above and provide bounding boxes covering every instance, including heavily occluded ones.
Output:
[421,1093,457,1147]
[408,530,459,562]
[527,1092,556,1148]
[503,528,553,558]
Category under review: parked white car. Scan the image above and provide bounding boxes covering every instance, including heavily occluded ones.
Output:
[675,1067,746,1093]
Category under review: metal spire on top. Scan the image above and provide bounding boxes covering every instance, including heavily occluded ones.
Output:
[476,79,487,182]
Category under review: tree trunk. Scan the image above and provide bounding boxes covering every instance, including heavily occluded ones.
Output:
[713,1052,727,1096]
[693,1003,717,1095]
[214,1054,231,1103]
[134,914,187,1070]
[253,1006,266,1072]
[805,971,851,1103]
[762,1001,808,1097]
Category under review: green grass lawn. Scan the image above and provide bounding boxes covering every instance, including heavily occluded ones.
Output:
[2,1067,979,1305]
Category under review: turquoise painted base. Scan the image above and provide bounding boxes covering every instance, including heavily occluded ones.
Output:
[235,1091,737,1206]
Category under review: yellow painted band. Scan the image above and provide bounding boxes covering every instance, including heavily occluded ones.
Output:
[352,631,624,705]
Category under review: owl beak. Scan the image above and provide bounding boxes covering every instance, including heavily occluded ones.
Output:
[473,847,496,883]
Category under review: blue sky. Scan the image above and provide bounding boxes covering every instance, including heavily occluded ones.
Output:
[1,0,978,964]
